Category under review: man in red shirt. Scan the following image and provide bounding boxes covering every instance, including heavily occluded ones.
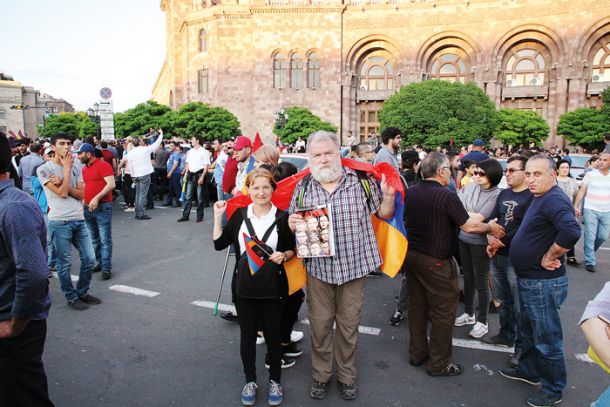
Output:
[77,143,115,280]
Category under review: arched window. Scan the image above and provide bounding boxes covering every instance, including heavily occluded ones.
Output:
[505,47,546,87]
[198,67,209,93]
[430,52,467,83]
[307,52,320,89]
[273,53,287,89]
[0,108,5,120]
[290,54,303,89]
[592,42,610,82]
[359,55,394,91]
[199,29,208,52]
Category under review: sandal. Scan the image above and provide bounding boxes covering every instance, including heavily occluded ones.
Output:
[428,362,463,377]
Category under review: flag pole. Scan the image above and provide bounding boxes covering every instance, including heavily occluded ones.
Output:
[213,247,232,316]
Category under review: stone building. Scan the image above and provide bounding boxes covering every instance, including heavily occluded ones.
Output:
[152,0,610,146]
[0,73,74,139]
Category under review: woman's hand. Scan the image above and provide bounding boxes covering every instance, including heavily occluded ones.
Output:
[269,251,287,265]
[214,201,227,217]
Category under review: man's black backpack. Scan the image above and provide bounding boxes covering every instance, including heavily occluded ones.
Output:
[234,207,288,300]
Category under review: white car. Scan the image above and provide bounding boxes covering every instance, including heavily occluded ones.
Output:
[279,153,308,171]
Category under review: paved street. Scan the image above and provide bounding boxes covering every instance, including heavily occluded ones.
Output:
[44,201,609,407]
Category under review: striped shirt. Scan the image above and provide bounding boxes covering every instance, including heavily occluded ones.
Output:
[288,167,382,285]
[404,180,470,259]
[582,169,610,212]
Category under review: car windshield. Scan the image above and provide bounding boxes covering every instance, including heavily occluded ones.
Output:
[569,155,589,169]
[279,155,308,171]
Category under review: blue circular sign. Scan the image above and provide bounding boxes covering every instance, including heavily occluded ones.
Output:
[99,87,112,99]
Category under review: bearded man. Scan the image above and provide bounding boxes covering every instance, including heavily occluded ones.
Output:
[288,131,396,401]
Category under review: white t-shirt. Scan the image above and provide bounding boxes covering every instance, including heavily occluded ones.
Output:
[37,161,84,221]
[127,134,163,177]
[583,169,610,212]
[186,147,211,173]
[238,204,279,255]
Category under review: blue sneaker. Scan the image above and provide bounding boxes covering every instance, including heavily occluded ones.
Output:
[268,380,283,406]
[241,382,257,406]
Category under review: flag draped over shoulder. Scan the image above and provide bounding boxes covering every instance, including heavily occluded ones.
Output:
[226,158,408,294]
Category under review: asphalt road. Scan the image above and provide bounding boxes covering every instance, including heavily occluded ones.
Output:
[43,201,609,407]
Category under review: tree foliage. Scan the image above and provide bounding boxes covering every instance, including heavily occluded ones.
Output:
[38,112,99,139]
[557,107,609,151]
[494,109,549,147]
[379,80,497,148]
[171,102,241,140]
[273,107,337,144]
[114,100,173,138]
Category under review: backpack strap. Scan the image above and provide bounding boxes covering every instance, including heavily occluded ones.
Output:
[241,206,280,244]
[298,170,374,212]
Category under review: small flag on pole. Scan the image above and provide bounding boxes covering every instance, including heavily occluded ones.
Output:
[253,132,263,153]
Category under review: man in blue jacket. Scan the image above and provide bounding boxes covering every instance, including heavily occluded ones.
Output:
[0,132,54,407]
[500,155,581,407]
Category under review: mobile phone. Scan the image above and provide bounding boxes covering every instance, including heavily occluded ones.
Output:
[598,315,610,327]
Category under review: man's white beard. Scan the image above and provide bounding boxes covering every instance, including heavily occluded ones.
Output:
[311,158,343,183]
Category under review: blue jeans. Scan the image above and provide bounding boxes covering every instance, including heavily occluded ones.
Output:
[166,173,182,206]
[84,202,113,272]
[134,174,151,217]
[491,255,519,344]
[517,276,568,398]
[42,213,56,268]
[48,220,96,302]
[583,209,610,266]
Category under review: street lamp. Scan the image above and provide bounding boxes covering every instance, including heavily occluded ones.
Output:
[87,104,101,139]
[275,108,289,142]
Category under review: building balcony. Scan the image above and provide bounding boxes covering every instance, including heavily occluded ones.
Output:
[356,89,396,101]
[501,85,548,100]
[586,81,610,96]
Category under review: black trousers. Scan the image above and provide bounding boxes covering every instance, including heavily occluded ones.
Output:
[122,174,135,207]
[0,319,54,407]
[280,289,304,344]
[152,168,168,200]
[235,297,282,383]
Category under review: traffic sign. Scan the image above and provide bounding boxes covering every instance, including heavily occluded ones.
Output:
[99,87,112,99]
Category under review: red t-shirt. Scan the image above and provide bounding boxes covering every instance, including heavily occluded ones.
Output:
[82,158,114,204]
[101,149,115,170]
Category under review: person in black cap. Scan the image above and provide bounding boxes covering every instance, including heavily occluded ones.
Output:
[457,139,489,187]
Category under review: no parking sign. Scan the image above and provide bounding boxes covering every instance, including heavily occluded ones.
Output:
[99,87,112,100]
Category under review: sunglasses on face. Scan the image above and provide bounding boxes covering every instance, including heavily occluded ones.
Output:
[473,170,486,177]
[505,168,524,174]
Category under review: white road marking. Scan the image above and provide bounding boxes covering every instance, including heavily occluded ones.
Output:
[300,318,381,336]
[52,272,79,282]
[108,285,160,297]
[599,247,610,251]
[575,353,595,364]
[451,338,514,354]
[192,300,236,313]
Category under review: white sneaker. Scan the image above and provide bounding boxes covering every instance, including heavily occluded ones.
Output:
[291,330,304,343]
[256,333,265,345]
[469,322,489,338]
[455,313,476,327]
[124,207,135,212]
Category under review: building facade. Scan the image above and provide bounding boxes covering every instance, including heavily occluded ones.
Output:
[152,0,610,146]
[0,73,74,140]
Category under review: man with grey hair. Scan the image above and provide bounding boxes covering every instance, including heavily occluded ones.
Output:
[288,130,396,400]
[500,155,580,407]
[403,152,504,377]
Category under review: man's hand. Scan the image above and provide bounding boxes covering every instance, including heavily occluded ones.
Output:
[0,318,31,339]
[49,174,61,186]
[88,197,100,211]
[167,173,172,179]
[488,219,505,239]
[158,128,163,136]
[486,245,498,258]
[198,176,204,185]
[380,173,395,197]
[487,235,505,250]
[288,213,304,233]
[541,253,562,270]
[574,205,581,217]
[60,152,74,168]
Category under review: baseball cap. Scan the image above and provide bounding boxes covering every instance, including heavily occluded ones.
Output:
[75,143,96,154]
[473,139,485,147]
[233,136,252,151]
[44,147,54,155]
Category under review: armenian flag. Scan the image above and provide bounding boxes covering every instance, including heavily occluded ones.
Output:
[243,232,266,275]
[227,158,408,293]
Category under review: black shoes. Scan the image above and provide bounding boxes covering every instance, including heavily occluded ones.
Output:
[177,217,189,222]
[409,355,429,367]
[219,310,238,322]
[566,257,580,266]
[136,215,151,220]
[427,362,463,377]
[388,310,404,326]
[282,342,303,358]
[309,380,329,400]
[586,265,596,273]
[196,218,203,223]
[509,351,521,368]
[80,294,102,305]
[102,271,112,280]
[92,264,102,273]
[264,354,296,369]
[68,299,89,311]
[500,368,541,386]
[337,381,358,400]
[481,334,514,347]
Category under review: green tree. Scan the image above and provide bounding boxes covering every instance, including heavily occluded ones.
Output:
[273,107,337,144]
[494,109,549,147]
[38,112,99,139]
[379,80,497,148]
[114,100,173,138]
[557,108,609,151]
[171,102,240,140]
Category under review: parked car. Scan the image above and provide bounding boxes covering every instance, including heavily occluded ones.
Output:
[568,154,591,180]
[279,153,308,171]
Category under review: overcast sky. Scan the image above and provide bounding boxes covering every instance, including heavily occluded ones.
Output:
[0,0,166,113]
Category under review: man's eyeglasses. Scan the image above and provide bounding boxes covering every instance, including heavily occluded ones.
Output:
[473,170,486,177]
[505,168,524,174]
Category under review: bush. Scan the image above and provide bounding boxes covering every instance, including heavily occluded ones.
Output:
[379,80,497,148]
[494,109,549,147]
[557,107,609,151]
[273,107,337,144]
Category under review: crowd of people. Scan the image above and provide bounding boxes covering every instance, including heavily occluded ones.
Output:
[0,127,609,407]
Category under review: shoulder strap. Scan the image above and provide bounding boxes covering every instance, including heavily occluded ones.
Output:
[355,170,374,212]
[297,174,312,208]
[241,206,280,244]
